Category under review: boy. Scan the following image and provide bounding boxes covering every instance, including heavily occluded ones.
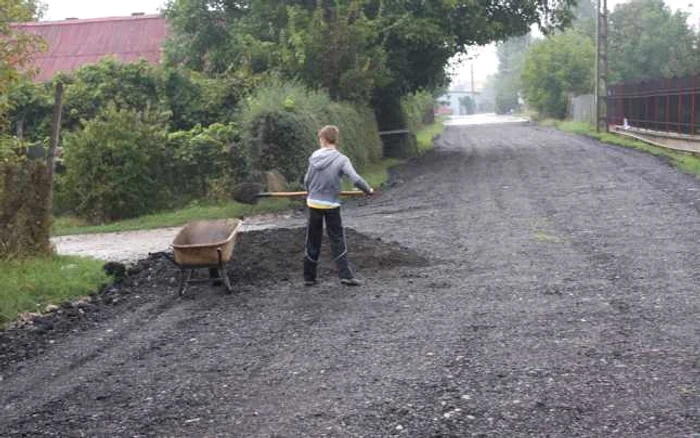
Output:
[303,125,374,286]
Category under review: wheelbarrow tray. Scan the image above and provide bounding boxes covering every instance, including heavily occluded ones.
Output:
[172,219,241,267]
[169,219,241,295]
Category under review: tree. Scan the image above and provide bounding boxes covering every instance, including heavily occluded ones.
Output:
[493,34,531,114]
[459,96,475,115]
[609,0,698,83]
[522,30,595,118]
[164,0,578,136]
[0,0,46,128]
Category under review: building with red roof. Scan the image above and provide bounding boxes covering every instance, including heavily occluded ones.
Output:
[12,14,168,82]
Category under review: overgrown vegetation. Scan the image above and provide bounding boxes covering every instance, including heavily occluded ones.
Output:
[0,139,52,258]
[0,255,108,326]
[239,80,382,183]
[522,31,594,119]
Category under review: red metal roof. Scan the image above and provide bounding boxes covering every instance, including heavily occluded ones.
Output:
[12,15,168,82]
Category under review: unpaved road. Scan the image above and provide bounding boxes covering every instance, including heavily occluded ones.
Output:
[3,119,700,437]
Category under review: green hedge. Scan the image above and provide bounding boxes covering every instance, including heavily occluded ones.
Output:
[239,80,382,184]
[58,106,171,223]
[57,106,245,223]
[6,60,255,142]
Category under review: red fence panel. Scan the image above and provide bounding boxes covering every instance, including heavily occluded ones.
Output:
[608,74,700,135]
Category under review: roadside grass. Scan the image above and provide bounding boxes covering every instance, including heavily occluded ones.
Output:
[54,119,447,236]
[0,255,109,326]
[549,120,700,178]
[417,116,447,152]
[52,198,294,237]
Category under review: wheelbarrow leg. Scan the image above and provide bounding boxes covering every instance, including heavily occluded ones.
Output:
[219,264,233,294]
[178,269,192,296]
[217,248,233,294]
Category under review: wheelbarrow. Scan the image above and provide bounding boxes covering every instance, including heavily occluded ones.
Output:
[161,219,241,295]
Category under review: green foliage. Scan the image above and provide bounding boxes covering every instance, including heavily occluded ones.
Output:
[522,31,595,119]
[401,91,435,133]
[164,0,578,130]
[5,60,255,140]
[0,255,108,326]
[459,96,476,115]
[58,106,171,223]
[167,122,248,201]
[59,59,162,131]
[160,68,255,131]
[609,0,699,83]
[239,80,382,183]
[493,35,531,114]
[6,78,52,141]
[0,0,46,128]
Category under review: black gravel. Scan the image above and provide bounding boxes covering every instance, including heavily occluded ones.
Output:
[2,122,700,437]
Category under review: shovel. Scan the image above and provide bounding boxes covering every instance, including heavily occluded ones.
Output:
[232,182,367,205]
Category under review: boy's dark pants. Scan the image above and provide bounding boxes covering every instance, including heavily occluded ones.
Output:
[304,207,353,281]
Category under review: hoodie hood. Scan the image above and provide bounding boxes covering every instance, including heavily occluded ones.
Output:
[309,148,342,170]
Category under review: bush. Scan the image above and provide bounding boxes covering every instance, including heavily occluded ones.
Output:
[0,137,52,258]
[5,61,255,142]
[167,122,248,201]
[239,80,382,183]
[58,106,171,223]
[402,91,435,132]
[161,69,255,131]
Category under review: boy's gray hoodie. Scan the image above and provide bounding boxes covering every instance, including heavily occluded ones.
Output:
[304,148,371,206]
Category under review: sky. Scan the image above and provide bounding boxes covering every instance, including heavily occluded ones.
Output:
[42,0,166,20]
[41,0,698,91]
[451,0,698,91]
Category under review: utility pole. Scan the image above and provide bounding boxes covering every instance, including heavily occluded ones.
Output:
[46,81,64,214]
[594,0,609,132]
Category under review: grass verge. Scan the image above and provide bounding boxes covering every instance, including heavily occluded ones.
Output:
[548,120,700,177]
[0,255,109,326]
[417,116,447,152]
[52,198,294,237]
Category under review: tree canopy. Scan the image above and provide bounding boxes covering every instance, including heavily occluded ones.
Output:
[521,30,595,118]
[0,0,45,127]
[608,0,698,83]
[164,0,578,128]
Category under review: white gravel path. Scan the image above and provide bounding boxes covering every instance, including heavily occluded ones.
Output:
[51,213,305,264]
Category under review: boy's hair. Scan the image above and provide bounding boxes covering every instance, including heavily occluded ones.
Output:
[318,125,340,145]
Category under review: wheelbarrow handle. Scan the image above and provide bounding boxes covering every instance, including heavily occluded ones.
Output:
[258,190,366,198]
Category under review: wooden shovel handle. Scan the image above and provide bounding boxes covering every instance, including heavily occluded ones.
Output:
[258,190,366,198]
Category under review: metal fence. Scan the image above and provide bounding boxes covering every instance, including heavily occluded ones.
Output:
[608,74,700,135]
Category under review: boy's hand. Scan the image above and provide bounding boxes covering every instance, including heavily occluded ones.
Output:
[368,188,375,195]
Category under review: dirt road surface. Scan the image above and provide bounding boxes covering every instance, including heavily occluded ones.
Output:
[3,118,700,437]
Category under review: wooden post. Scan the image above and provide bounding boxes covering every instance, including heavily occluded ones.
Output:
[692,74,696,136]
[46,82,64,212]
